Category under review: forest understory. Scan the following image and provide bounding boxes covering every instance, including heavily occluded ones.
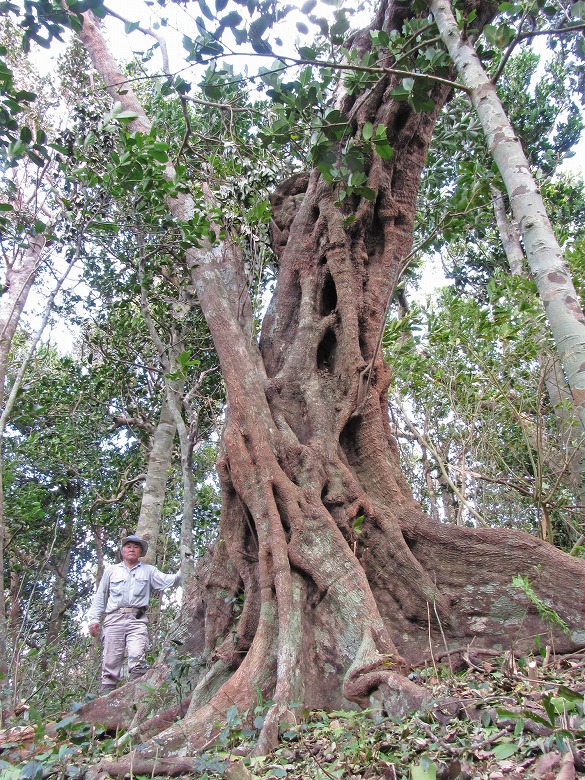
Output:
[1,646,584,780]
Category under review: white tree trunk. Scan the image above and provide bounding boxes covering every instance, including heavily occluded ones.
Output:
[135,395,177,564]
[492,187,585,523]
[0,234,45,408]
[0,233,45,718]
[432,0,585,430]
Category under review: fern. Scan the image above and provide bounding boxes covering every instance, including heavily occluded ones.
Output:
[512,575,571,635]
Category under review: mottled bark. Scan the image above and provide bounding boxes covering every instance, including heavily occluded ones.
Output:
[492,186,585,532]
[134,395,176,564]
[432,0,585,428]
[77,2,585,769]
[138,265,197,575]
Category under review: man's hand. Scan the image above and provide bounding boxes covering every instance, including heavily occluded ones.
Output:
[89,623,100,638]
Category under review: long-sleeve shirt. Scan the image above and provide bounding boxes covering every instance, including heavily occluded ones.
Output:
[86,560,181,625]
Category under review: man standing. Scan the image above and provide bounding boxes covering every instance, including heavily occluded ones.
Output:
[86,534,181,695]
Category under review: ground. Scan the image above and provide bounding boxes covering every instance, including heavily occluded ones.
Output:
[1,649,583,779]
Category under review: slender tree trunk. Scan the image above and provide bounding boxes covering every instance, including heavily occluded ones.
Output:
[492,186,585,531]
[0,235,45,408]
[138,262,196,574]
[432,0,585,429]
[0,234,45,719]
[166,377,195,577]
[135,395,177,564]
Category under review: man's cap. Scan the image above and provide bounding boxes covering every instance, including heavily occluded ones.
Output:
[121,534,148,556]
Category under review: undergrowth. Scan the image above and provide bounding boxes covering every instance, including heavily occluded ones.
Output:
[1,651,584,780]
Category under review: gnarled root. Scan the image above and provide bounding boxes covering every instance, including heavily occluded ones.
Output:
[343,626,427,719]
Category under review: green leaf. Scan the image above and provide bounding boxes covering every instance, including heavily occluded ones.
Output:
[124,20,140,33]
[14,89,36,102]
[371,29,390,47]
[27,150,45,166]
[55,715,79,730]
[374,140,393,160]
[322,108,348,140]
[150,149,169,163]
[362,121,373,141]
[570,1,585,18]
[197,0,214,20]
[483,23,515,48]
[220,11,242,28]
[20,126,32,144]
[20,761,45,780]
[542,694,558,725]
[556,685,585,703]
[359,186,376,200]
[0,761,20,780]
[298,46,317,59]
[345,147,364,173]
[408,93,435,113]
[390,85,410,101]
[492,742,518,760]
[411,760,436,780]
[331,12,350,41]
[116,110,139,121]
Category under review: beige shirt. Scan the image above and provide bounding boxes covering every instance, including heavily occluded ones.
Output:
[86,560,180,624]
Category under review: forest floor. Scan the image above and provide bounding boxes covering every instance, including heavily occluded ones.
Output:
[1,648,584,780]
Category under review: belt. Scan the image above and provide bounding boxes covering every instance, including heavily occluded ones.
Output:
[118,607,142,613]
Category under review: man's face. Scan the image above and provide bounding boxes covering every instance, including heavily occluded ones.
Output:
[122,542,143,565]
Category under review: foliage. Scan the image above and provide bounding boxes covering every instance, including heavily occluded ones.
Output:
[387,15,585,546]
[386,271,584,545]
[512,575,571,635]
[417,46,585,292]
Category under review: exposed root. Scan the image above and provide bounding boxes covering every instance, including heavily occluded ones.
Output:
[252,703,297,757]
[97,756,197,778]
[556,751,576,780]
[124,696,192,743]
[75,666,171,731]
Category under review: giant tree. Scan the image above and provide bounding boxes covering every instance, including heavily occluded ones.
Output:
[36,0,585,767]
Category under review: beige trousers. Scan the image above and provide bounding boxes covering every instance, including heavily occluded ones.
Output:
[101,611,149,687]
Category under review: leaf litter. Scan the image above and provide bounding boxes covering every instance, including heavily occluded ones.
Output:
[1,649,583,779]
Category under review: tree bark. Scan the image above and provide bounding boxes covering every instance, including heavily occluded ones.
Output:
[492,186,585,533]
[134,395,176,564]
[77,2,585,766]
[432,0,585,429]
[0,234,45,719]
[138,261,197,574]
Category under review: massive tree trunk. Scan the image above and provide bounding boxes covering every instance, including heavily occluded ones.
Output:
[77,0,585,769]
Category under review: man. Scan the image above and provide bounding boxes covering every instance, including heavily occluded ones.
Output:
[86,534,181,695]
